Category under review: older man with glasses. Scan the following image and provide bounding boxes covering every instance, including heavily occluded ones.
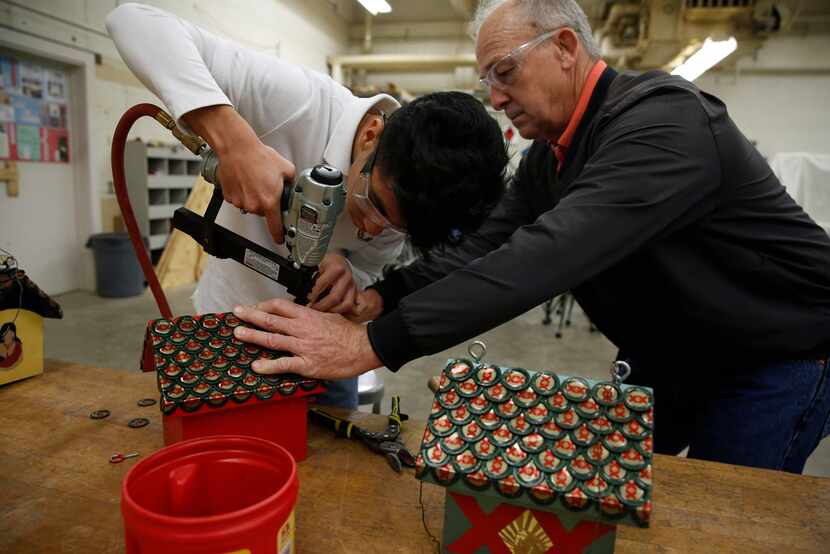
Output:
[231,0,830,472]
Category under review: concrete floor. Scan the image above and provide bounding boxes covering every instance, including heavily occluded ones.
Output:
[45,284,830,477]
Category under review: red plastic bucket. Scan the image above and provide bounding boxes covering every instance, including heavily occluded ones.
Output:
[122,435,298,554]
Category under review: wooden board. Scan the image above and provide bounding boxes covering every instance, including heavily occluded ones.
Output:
[155,176,213,289]
[1,360,829,553]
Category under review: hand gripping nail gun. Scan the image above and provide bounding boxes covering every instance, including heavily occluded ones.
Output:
[157,112,347,305]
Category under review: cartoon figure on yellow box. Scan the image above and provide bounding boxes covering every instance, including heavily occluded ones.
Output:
[0,321,23,370]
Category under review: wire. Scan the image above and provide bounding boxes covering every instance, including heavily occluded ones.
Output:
[0,247,23,324]
[418,480,441,553]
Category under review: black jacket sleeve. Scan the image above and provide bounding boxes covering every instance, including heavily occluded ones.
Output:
[368,90,721,370]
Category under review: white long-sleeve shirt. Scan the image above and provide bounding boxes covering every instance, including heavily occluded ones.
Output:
[106,3,403,313]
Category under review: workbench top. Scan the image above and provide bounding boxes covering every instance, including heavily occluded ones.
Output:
[1,360,828,553]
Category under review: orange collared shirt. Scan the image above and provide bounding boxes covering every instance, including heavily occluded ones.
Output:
[552,60,608,172]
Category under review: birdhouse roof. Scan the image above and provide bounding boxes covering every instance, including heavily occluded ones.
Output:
[415,359,654,526]
[142,313,325,415]
[0,269,62,319]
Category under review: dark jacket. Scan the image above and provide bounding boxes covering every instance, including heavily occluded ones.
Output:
[368,68,830,372]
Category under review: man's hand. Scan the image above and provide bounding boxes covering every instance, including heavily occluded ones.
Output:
[308,253,357,314]
[232,299,382,380]
[216,141,294,244]
[345,289,384,323]
[182,105,294,244]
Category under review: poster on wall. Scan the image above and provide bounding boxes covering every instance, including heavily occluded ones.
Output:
[0,55,70,163]
[17,125,40,161]
[0,123,10,158]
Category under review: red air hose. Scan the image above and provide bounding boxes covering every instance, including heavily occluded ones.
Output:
[111,103,173,319]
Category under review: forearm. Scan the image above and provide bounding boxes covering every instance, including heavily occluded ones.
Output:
[178,101,296,241]
[182,105,259,156]
[358,328,384,371]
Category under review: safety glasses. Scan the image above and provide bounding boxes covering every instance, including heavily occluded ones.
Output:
[479,28,563,90]
[356,146,405,233]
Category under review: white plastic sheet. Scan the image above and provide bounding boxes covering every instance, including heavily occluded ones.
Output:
[770,152,830,234]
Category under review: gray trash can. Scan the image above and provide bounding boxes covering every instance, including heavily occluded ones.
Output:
[86,233,147,298]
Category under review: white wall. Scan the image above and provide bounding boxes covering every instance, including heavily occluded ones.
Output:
[0,159,79,292]
[0,0,353,290]
[696,35,830,159]
[350,35,475,92]
[0,30,98,295]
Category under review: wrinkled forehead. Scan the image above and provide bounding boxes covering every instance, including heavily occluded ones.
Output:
[475,7,539,72]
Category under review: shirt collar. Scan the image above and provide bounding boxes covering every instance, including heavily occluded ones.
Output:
[322,93,400,172]
[552,59,607,156]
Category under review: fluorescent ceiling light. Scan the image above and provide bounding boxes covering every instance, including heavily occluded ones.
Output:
[671,37,738,81]
[356,0,392,15]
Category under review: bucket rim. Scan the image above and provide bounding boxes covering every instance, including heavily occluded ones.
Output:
[121,434,297,525]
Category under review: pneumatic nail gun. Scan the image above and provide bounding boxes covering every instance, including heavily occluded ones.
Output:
[157,111,346,305]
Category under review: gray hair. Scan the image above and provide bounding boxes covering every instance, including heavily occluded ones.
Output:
[471,0,600,60]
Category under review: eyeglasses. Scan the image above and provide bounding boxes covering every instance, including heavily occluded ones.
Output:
[356,146,405,233]
[479,28,562,90]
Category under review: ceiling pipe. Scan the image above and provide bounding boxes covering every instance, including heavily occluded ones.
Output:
[363,11,373,53]
[349,21,469,40]
[595,2,645,64]
[329,53,477,72]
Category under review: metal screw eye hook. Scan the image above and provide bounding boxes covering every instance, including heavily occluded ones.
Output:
[468,340,487,365]
[611,361,632,385]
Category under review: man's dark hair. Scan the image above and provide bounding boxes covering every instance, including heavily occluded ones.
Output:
[377,91,508,251]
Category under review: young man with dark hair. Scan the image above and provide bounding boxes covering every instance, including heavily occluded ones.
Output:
[107,4,507,408]
[377,91,507,251]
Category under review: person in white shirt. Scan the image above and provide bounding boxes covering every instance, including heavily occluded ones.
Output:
[107,3,508,408]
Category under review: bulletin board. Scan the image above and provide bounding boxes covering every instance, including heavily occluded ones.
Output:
[0,54,70,163]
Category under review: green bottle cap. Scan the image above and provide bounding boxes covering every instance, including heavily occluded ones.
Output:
[568,455,597,481]
[502,367,531,391]
[530,371,560,396]
[561,377,590,402]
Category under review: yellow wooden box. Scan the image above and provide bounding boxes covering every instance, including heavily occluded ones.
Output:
[1,267,62,385]
[0,308,44,385]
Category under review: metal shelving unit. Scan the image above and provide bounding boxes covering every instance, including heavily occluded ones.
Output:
[124,141,201,263]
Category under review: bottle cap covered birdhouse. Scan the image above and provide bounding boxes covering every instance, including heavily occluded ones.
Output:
[0,264,62,385]
[142,312,326,461]
[415,344,653,554]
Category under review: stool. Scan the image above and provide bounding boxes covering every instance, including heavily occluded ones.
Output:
[358,369,385,414]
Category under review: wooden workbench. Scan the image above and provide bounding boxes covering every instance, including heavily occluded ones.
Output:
[1,360,828,553]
